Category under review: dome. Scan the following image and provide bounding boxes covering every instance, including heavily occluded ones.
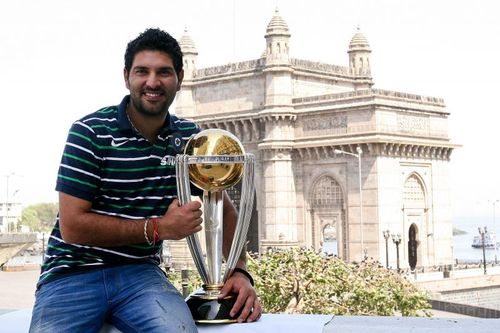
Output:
[179,28,198,55]
[265,8,290,37]
[348,26,370,52]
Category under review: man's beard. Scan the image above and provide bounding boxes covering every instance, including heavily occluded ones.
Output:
[130,93,170,117]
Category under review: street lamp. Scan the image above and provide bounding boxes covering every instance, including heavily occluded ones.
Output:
[478,227,488,275]
[334,146,363,261]
[391,233,402,272]
[489,199,499,264]
[383,230,391,268]
[4,172,15,233]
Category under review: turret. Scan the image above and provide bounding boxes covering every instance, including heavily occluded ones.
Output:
[264,8,291,66]
[176,28,197,118]
[178,28,198,80]
[348,26,372,77]
[262,8,293,108]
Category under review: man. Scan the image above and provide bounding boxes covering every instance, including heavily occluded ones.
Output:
[30,28,261,333]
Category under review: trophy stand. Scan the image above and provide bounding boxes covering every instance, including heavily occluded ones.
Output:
[176,129,255,324]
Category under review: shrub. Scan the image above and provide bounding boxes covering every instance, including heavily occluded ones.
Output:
[247,248,431,316]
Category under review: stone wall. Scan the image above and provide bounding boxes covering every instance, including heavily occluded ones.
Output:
[430,299,500,318]
[417,273,500,316]
[437,286,500,311]
[193,75,264,115]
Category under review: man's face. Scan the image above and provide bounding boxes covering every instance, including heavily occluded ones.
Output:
[124,50,183,117]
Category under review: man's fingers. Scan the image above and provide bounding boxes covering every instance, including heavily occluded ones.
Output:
[218,279,234,300]
[230,288,249,318]
[186,200,202,210]
[237,294,255,323]
[246,299,262,323]
[168,199,180,210]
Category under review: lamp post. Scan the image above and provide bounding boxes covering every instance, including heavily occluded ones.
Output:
[392,233,401,272]
[4,172,15,233]
[478,227,488,275]
[383,230,391,268]
[489,199,499,265]
[334,147,363,261]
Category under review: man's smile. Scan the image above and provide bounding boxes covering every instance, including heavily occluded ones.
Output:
[143,91,164,101]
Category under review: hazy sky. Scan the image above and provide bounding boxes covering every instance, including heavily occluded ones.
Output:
[1,0,499,222]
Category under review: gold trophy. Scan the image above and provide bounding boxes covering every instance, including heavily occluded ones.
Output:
[175,129,255,323]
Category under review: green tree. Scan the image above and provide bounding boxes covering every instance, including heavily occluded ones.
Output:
[19,202,58,232]
[247,248,431,316]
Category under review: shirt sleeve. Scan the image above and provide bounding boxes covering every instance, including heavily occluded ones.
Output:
[55,120,103,202]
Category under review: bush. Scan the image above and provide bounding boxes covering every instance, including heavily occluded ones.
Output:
[247,248,431,316]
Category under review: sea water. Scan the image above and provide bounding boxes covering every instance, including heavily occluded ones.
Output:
[321,216,500,262]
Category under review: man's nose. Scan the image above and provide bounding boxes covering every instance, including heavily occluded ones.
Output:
[146,74,160,88]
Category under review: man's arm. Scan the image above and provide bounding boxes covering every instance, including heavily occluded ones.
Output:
[59,192,203,246]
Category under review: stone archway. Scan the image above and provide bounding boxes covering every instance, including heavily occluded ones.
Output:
[310,175,345,258]
[402,173,427,269]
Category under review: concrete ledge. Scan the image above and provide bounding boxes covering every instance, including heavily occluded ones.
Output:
[323,315,499,332]
[415,272,500,292]
[1,309,499,333]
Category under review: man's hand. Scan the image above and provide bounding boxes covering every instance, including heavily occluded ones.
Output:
[219,271,262,323]
[158,199,203,240]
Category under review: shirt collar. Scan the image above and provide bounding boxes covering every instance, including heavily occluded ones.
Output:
[116,95,180,135]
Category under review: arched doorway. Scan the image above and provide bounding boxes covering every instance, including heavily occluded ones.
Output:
[310,175,345,258]
[402,173,426,269]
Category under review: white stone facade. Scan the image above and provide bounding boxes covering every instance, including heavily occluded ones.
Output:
[172,9,457,270]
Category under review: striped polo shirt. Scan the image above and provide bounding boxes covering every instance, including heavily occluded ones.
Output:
[38,95,200,287]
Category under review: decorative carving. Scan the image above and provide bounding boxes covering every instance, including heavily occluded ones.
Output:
[194,59,265,78]
[397,113,430,135]
[376,142,452,160]
[303,115,348,132]
[291,58,349,76]
[292,88,444,106]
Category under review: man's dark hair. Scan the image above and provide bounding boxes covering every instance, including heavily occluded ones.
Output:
[124,28,183,75]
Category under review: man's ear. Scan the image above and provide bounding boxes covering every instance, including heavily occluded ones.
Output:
[123,68,130,89]
[176,69,184,91]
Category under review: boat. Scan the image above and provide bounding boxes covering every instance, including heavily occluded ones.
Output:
[471,233,499,249]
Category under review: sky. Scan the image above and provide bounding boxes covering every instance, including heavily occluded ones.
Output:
[1,0,499,224]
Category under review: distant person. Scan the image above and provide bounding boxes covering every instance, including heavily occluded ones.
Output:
[29,28,261,333]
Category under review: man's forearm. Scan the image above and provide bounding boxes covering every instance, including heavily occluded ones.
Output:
[60,211,148,247]
[59,192,204,247]
[58,192,151,247]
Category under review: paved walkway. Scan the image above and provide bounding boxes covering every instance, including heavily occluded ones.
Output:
[0,270,39,310]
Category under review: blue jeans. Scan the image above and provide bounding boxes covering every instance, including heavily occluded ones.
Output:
[29,263,198,333]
